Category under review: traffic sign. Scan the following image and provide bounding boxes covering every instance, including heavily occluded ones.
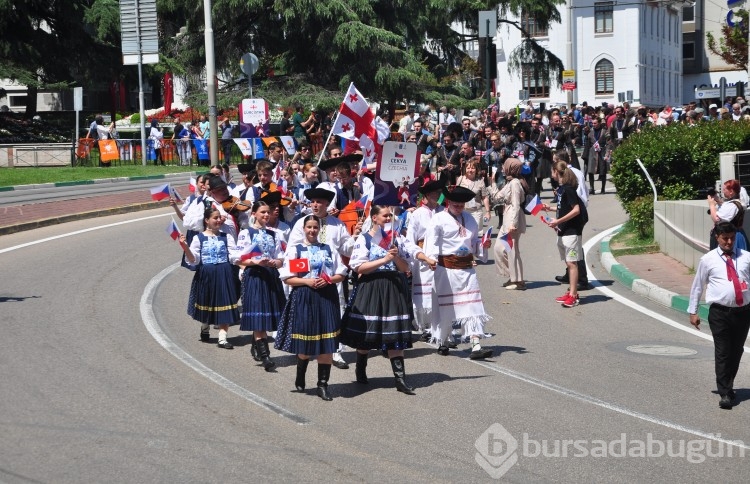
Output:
[240,53,259,76]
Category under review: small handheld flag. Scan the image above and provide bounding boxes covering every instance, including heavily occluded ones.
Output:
[166,218,181,241]
[320,271,333,284]
[481,226,493,246]
[540,215,560,232]
[189,177,197,193]
[171,185,183,203]
[525,195,543,216]
[289,258,310,272]
[355,194,369,210]
[150,183,171,201]
[498,232,514,253]
[239,239,263,261]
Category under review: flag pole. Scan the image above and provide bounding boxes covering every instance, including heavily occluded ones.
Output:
[317,111,340,163]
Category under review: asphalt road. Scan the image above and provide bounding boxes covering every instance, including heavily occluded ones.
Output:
[0,194,748,483]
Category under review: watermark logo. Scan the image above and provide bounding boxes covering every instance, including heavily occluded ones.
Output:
[476,423,746,479]
[474,423,519,479]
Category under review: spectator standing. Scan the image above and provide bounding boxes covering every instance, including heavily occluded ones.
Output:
[689,222,750,409]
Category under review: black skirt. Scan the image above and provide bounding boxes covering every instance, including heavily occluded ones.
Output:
[341,271,413,351]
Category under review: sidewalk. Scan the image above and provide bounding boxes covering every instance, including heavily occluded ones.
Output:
[0,180,190,236]
[598,231,708,319]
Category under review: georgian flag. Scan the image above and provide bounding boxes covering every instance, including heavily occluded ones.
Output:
[331,83,376,141]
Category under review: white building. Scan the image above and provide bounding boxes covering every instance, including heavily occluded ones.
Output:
[682,1,748,102]
[466,1,684,108]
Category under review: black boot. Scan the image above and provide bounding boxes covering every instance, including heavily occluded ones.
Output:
[317,363,333,401]
[295,356,309,391]
[355,351,369,384]
[256,338,276,371]
[250,340,261,361]
[390,356,415,395]
[577,259,589,290]
[555,266,569,284]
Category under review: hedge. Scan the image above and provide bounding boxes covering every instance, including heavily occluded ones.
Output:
[611,120,750,209]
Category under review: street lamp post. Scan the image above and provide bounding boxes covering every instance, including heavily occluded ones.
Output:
[203,0,219,166]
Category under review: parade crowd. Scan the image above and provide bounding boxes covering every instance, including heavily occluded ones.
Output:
[162,97,750,408]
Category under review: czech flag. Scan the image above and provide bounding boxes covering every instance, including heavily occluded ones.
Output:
[372,226,393,250]
[498,232,514,253]
[239,240,263,261]
[481,226,493,246]
[288,258,310,272]
[171,186,183,203]
[166,218,181,240]
[150,183,171,201]
[525,194,543,216]
[189,177,197,193]
[320,271,333,284]
[355,194,369,210]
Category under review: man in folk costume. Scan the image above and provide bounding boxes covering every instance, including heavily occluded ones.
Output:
[230,164,256,200]
[405,179,445,341]
[287,187,363,369]
[423,186,493,359]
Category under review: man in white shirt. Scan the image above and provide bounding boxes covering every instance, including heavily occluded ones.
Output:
[689,222,750,409]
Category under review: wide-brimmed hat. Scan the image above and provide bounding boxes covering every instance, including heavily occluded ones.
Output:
[443,186,475,203]
[260,190,282,205]
[419,178,445,195]
[317,157,341,171]
[304,187,335,203]
[236,163,254,174]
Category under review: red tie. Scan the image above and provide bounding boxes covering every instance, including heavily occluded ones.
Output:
[725,255,744,306]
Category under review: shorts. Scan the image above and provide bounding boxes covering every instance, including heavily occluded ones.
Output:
[557,235,582,263]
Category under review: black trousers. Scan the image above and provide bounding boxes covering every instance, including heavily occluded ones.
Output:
[708,303,750,396]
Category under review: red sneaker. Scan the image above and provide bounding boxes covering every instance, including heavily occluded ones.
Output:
[561,294,580,308]
[555,292,570,303]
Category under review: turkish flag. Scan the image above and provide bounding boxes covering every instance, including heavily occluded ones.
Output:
[163,72,173,114]
[288,258,310,273]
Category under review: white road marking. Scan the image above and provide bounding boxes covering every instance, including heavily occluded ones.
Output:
[0,213,170,254]
[471,359,749,451]
[0,215,309,425]
[140,263,309,425]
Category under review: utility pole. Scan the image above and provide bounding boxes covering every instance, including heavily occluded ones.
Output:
[203,0,219,166]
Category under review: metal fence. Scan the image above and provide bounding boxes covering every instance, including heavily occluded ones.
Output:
[74,139,239,167]
[0,143,73,168]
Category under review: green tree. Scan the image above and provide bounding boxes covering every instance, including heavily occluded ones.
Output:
[0,0,127,117]
[160,0,565,113]
[707,10,748,71]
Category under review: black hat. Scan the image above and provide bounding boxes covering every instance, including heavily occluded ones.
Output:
[260,190,282,205]
[338,153,363,166]
[317,157,341,171]
[419,178,445,195]
[304,187,335,203]
[236,163,253,174]
[207,175,227,191]
[443,186,475,203]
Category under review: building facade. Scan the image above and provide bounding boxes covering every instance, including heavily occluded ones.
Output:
[682,0,748,102]
[482,1,683,108]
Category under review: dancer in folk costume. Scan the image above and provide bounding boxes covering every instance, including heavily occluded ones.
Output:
[231,201,286,371]
[179,205,240,349]
[341,205,420,395]
[276,215,348,401]
[405,178,445,341]
[287,187,362,370]
[423,186,494,359]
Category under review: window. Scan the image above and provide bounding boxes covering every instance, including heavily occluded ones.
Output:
[595,59,614,95]
[682,5,694,22]
[521,63,550,98]
[595,2,614,33]
[683,41,695,60]
[9,95,27,108]
[521,11,548,37]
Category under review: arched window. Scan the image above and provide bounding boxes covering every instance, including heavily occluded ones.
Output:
[595,59,614,95]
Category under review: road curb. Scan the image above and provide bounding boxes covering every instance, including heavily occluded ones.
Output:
[599,229,709,319]
[3,171,208,192]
